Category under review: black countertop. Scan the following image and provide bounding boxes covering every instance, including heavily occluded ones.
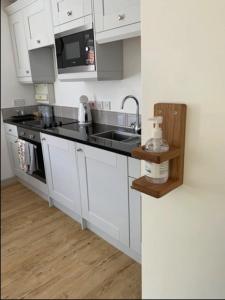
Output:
[4,118,141,157]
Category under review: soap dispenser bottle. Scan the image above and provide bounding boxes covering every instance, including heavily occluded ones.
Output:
[145,116,169,184]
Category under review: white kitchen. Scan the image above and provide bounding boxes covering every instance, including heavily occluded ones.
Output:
[1,0,225,299]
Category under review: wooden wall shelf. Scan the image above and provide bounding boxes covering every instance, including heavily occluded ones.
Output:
[132,146,180,164]
[131,103,187,198]
[132,177,181,198]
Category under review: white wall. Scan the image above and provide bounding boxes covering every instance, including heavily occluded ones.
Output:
[141,0,225,299]
[1,8,35,181]
[54,37,141,113]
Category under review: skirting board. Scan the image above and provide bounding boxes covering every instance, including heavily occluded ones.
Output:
[17,177,49,202]
[52,199,82,224]
[86,221,141,264]
[1,176,18,188]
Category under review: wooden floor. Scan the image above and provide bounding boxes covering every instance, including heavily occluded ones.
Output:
[1,182,141,299]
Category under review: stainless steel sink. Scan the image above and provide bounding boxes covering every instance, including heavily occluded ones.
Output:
[91,130,140,143]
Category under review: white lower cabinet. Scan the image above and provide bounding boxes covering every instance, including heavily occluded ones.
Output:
[128,157,141,257]
[41,133,81,217]
[5,127,21,176]
[76,143,130,247]
[129,177,141,255]
[40,134,141,261]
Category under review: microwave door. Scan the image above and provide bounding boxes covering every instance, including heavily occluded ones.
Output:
[61,32,85,69]
[56,30,95,74]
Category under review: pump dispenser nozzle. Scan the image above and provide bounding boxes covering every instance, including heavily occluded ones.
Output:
[148,116,163,124]
[148,116,163,139]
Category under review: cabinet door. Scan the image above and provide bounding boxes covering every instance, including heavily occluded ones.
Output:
[6,134,21,175]
[8,11,31,78]
[41,134,81,215]
[52,0,92,26]
[94,0,140,33]
[23,0,54,50]
[77,144,129,246]
[129,177,141,255]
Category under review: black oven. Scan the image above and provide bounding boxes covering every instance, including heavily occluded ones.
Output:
[55,25,95,74]
[18,127,46,183]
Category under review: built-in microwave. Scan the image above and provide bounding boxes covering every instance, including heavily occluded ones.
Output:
[55,25,95,74]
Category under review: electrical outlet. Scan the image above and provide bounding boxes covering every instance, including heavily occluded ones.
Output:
[96,101,103,110]
[104,101,111,111]
[89,101,96,109]
[14,99,25,107]
[102,101,106,110]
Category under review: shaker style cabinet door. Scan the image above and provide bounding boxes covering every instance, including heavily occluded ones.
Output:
[77,144,130,247]
[23,0,54,50]
[8,11,32,79]
[6,134,21,176]
[129,177,141,255]
[41,134,81,216]
[94,0,140,33]
[51,0,92,26]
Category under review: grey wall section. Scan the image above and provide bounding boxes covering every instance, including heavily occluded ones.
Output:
[29,47,56,83]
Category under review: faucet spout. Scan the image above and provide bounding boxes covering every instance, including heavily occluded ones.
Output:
[121,95,141,133]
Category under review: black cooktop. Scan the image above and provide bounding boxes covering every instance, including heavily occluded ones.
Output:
[4,118,141,156]
[16,117,78,129]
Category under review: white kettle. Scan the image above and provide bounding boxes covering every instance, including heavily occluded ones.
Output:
[78,95,92,124]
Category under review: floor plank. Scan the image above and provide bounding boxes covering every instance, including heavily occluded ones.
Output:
[1,182,141,299]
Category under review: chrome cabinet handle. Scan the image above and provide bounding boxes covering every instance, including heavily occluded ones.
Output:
[77,148,83,152]
[41,138,46,141]
[37,40,41,43]
[9,129,12,132]
[117,14,125,21]
[14,140,18,143]
[67,10,72,16]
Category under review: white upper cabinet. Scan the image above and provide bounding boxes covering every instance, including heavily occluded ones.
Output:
[6,0,54,83]
[8,10,32,81]
[77,143,130,247]
[23,0,54,50]
[51,0,92,31]
[95,0,140,32]
[41,133,82,218]
[94,0,140,43]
